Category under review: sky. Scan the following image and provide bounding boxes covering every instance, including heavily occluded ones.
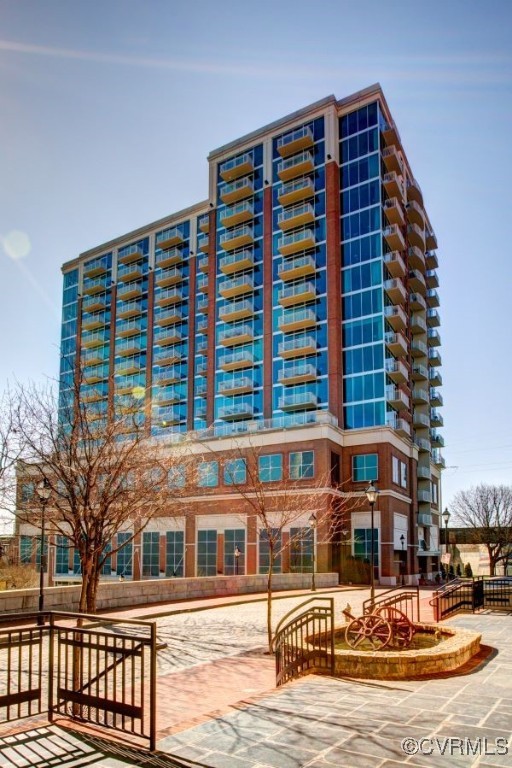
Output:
[0,0,511,511]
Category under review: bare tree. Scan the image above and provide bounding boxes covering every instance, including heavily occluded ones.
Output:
[0,388,24,516]
[451,484,512,576]
[14,375,190,613]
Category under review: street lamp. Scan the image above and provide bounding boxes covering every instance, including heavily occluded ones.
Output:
[442,507,451,580]
[365,482,379,609]
[308,513,317,592]
[400,533,405,586]
[36,479,51,624]
[234,545,241,575]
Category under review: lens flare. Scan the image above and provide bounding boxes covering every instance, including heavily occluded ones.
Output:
[2,230,31,260]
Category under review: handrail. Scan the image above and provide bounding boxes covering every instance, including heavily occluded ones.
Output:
[273,597,333,648]
[363,586,420,622]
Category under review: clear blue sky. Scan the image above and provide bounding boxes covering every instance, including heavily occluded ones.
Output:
[1,0,511,509]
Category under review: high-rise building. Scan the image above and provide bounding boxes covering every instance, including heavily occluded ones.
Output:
[55,83,443,584]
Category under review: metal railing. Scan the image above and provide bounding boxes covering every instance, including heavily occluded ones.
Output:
[273,598,334,686]
[363,587,421,623]
[431,577,512,621]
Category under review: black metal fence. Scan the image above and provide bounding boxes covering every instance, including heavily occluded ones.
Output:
[431,577,512,621]
[363,586,421,622]
[273,598,334,686]
[0,612,157,751]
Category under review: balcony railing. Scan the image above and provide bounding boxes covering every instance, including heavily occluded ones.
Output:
[156,247,183,268]
[279,363,317,385]
[386,386,410,410]
[386,415,411,437]
[279,307,317,332]
[117,320,143,337]
[154,327,182,346]
[278,335,316,358]
[219,177,253,204]
[84,257,108,278]
[278,228,315,256]
[83,277,109,296]
[156,267,183,287]
[117,300,142,319]
[277,202,315,231]
[218,403,254,420]
[218,350,254,370]
[277,150,314,181]
[220,225,254,252]
[279,392,318,411]
[116,338,141,356]
[278,253,315,280]
[220,200,254,228]
[218,324,253,346]
[277,177,315,206]
[219,299,254,322]
[82,331,108,349]
[219,275,254,298]
[117,282,142,300]
[154,307,182,326]
[118,244,144,264]
[276,125,314,157]
[219,152,254,181]
[219,249,254,274]
[117,263,143,282]
[218,376,253,395]
[278,281,316,307]
[156,227,184,250]
[384,305,407,331]
[155,287,183,306]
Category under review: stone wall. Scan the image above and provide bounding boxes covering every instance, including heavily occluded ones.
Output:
[0,572,339,615]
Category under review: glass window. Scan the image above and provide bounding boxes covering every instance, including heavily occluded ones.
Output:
[353,528,379,566]
[21,482,35,502]
[224,458,247,486]
[142,531,160,577]
[258,529,282,574]
[289,451,314,480]
[166,531,184,577]
[73,547,82,575]
[290,527,313,572]
[352,454,378,482]
[55,535,70,575]
[20,535,33,564]
[392,456,399,485]
[431,481,438,505]
[117,532,133,577]
[400,461,408,489]
[197,529,217,576]
[258,454,283,483]
[198,461,219,488]
[224,529,246,575]
[101,541,112,575]
[168,465,186,488]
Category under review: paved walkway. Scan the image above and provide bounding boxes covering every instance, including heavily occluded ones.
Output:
[5,588,509,768]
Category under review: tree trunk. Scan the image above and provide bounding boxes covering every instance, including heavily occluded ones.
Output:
[267,567,273,654]
[86,567,100,613]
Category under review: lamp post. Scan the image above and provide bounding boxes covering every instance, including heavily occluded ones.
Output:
[400,533,405,586]
[234,545,241,575]
[308,513,317,592]
[442,507,451,580]
[36,479,51,624]
[365,482,379,609]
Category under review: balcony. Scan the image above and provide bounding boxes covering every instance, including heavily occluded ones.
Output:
[219,249,254,274]
[156,247,183,269]
[413,411,430,429]
[417,466,431,480]
[406,200,425,228]
[386,386,410,410]
[117,319,143,338]
[219,350,254,371]
[425,269,439,289]
[406,177,423,206]
[408,270,426,296]
[278,253,315,281]
[84,258,108,278]
[278,202,315,232]
[219,177,253,205]
[277,177,315,207]
[83,349,106,367]
[382,145,402,174]
[218,376,253,395]
[219,299,254,322]
[382,121,400,147]
[383,225,405,252]
[118,244,144,265]
[384,251,406,279]
[431,410,444,428]
[154,327,182,346]
[154,347,182,366]
[384,305,407,332]
[196,338,208,354]
[407,246,425,272]
[220,225,254,252]
[409,292,427,312]
[411,339,428,358]
[407,223,425,251]
[117,282,142,301]
[155,287,183,307]
[197,274,209,293]
[426,288,440,308]
[218,324,253,346]
[279,363,317,385]
[412,387,429,405]
[154,386,182,405]
[197,316,208,333]
[156,227,185,250]
[156,267,183,289]
[430,388,443,407]
[412,364,429,381]
[418,488,432,505]
[427,328,441,347]
[219,152,254,182]
[410,313,427,334]
[279,307,317,333]
[220,201,254,229]
[115,359,140,376]
[83,295,106,313]
[278,228,315,257]
[84,366,107,385]
[278,335,316,359]
[82,388,105,404]
[383,171,404,200]
[83,277,108,296]
[277,150,314,182]
[198,235,209,254]
[384,278,406,305]
[418,512,433,527]
[277,125,314,158]
[197,297,209,314]
[154,367,181,385]
[82,331,108,349]
[385,359,408,384]
[426,230,438,250]
[432,449,445,468]
[154,307,182,326]
[219,274,253,299]
[385,331,407,358]
[387,415,411,438]
[117,300,142,320]
[156,408,181,427]
[278,281,316,307]
[429,348,442,367]
[279,392,318,411]
[425,251,438,270]
[117,263,143,283]
[415,436,431,452]
[198,214,209,234]
[431,430,445,448]
[198,256,209,274]
[383,198,405,227]
[116,338,141,357]
[82,312,106,331]
[219,403,254,421]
